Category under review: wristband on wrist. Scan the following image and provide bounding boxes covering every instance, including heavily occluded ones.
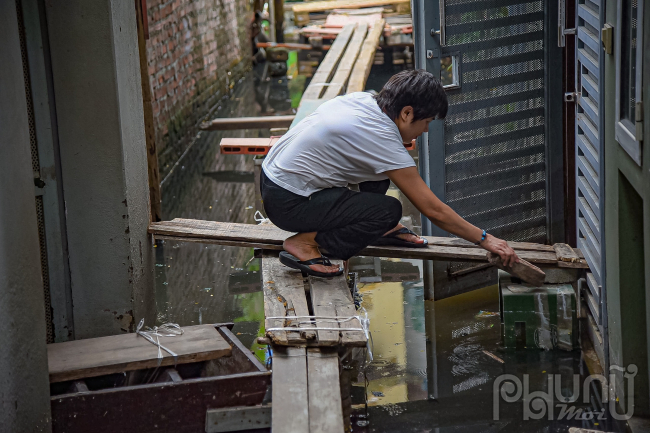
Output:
[475,229,487,245]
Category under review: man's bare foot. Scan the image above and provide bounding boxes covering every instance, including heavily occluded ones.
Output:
[283,232,341,274]
[383,223,425,244]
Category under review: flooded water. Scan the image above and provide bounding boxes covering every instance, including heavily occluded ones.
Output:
[153,64,627,432]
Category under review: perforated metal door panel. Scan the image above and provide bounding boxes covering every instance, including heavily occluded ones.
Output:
[443,1,548,247]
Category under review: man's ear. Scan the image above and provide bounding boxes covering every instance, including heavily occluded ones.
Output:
[400,105,414,122]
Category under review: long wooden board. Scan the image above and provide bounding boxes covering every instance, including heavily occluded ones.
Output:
[262,254,315,345]
[271,347,310,433]
[149,219,589,268]
[307,349,344,433]
[48,324,232,383]
[293,0,409,14]
[322,23,368,99]
[302,24,357,100]
[347,19,386,93]
[201,115,295,131]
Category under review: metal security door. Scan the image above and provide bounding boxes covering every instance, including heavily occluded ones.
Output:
[573,0,607,366]
[415,0,564,294]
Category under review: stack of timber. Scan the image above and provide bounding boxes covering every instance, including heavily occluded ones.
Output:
[149,219,590,271]
[293,0,410,26]
[49,324,270,433]
[217,19,387,155]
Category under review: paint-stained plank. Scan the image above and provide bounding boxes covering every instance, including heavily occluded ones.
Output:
[553,243,582,263]
[322,23,368,99]
[307,348,344,433]
[48,325,231,383]
[347,19,385,93]
[302,24,357,100]
[272,347,309,433]
[262,253,315,345]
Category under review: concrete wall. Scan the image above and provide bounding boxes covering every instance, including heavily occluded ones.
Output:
[0,1,52,430]
[603,0,650,417]
[145,0,253,178]
[45,0,155,338]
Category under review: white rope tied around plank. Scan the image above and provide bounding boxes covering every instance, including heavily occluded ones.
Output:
[136,319,184,366]
[254,210,270,225]
[267,312,373,361]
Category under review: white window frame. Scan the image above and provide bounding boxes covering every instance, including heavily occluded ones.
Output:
[615,0,644,166]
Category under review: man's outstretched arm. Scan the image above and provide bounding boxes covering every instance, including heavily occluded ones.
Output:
[386,166,520,266]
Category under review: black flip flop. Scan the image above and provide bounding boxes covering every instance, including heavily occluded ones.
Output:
[371,227,429,248]
[279,251,344,278]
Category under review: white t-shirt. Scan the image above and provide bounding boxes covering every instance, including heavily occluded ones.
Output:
[262,92,415,197]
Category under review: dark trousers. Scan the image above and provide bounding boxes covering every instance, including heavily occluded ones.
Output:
[260,169,402,260]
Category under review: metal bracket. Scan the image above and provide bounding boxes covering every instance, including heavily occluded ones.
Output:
[635,101,644,141]
[601,24,613,55]
[564,92,580,102]
[558,0,575,47]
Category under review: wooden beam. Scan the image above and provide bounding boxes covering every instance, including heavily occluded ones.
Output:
[201,115,295,131]
[302,24,357,100]
[271,347,310,433]
[487,252,546,286]
[293,0,410,14]
[220,137,281,155]
[148,219,589,268]
[347,19,386,93]
[135,0,162,221]
[322,23,368,99]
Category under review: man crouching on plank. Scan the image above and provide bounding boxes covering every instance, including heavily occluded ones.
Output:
[260,69,520,277]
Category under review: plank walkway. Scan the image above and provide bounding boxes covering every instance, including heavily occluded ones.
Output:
[261,252,361,432]
[149,218,589,269]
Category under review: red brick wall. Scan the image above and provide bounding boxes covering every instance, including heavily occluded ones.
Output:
[146,0,252,177]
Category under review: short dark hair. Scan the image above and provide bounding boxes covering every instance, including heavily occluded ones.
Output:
[374,69,448,121]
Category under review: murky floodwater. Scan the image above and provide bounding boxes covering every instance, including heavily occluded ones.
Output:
[153,64,627,432]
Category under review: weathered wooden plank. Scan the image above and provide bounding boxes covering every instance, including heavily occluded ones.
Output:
[202,115,295,131]
[272,347,310,433]
[487,252,546,287]
[262,254,315,345]
[307,349,344,433]
[205,405,271,432]
[308,271,366,346]
[322,23,368,99]
[149,219,589,268]
[347,19,386,93]
[293,0,409,14]
[302,24,357,100]
[47,324,232,383]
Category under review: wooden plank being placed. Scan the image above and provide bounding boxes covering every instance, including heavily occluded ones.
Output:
[308,271,366,346]
[149,219,589,268]
[293,0,409,14]
[307,349,344,433]
[302,24,357,100]
[347,19,386,93]
[272,347,310,433]
[262,253,315,345]
[322,23,369,99]
[487,252,546,287]
[48,324,232,383]
[202,115,295,131]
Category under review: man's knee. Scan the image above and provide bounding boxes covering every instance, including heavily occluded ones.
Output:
[382,196,402,226]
